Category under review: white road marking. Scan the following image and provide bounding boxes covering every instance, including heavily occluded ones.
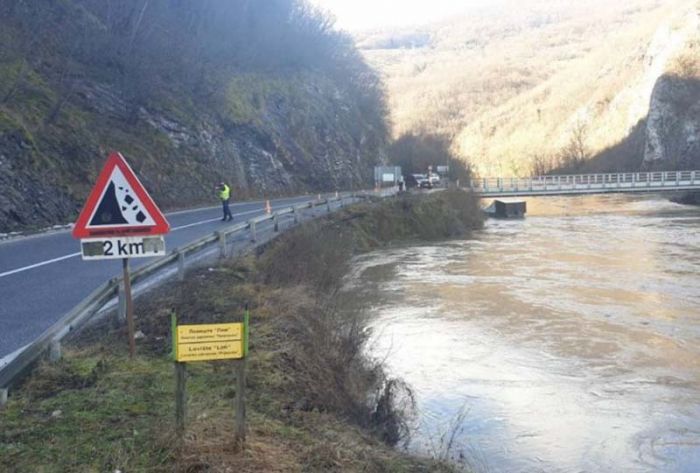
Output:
[0,252,82,279]
[169,208,262,231]
[154,196,311,217]
[0,206,283,279]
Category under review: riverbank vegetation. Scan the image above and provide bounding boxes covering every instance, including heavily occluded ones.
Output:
[0,191,482,472]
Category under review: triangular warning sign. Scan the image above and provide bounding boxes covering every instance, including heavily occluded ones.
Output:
[72,152,170,238]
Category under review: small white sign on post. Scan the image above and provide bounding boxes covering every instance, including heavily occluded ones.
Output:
[80,236,166,260]
[382,173,395,183]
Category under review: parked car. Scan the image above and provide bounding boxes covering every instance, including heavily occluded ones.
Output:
[419,174,442,189]
[404,174,420,189]
[414,174,432,189]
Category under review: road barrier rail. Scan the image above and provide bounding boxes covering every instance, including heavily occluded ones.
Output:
[0,192,386,396]
[470,170,700,197]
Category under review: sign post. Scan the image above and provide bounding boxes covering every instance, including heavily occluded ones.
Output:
[171,311,250,448]
[72,152,170,358]
[235,305,250,444]
[122,258,136,358]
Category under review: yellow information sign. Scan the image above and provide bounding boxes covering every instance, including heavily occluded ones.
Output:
[175,322,244,362]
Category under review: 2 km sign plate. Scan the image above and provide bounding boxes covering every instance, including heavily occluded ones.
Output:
[81,236,166,260]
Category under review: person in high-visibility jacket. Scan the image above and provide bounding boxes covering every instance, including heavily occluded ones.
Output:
[217,182,233,221]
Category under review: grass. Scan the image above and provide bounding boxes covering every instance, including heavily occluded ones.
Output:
[1,275,451,473]
[0,192,482,472]
[1,352,175,471]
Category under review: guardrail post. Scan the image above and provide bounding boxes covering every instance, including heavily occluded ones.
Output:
[292,207,299,224]
[250,221,257,243]
[0,388,7,408]
[273,213,279,232]
[217,231,227,258]
[49,339,61,362]
[177,251,186,282]
[326,199,331,213]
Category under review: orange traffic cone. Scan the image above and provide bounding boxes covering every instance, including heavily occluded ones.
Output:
[265,200,272,215]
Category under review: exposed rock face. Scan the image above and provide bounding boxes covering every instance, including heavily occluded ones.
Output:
[643,74,700,169]
[0,79,386,232]
[0,128,78,230]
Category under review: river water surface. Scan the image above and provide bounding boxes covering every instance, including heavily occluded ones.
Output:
[349,194,700,472]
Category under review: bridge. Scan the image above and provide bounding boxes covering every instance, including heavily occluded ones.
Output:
[468,170,700,197]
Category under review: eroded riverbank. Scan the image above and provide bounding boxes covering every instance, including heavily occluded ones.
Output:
[349,194,700,472]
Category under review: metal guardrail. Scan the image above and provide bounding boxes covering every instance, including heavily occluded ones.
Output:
[0,192,386,394]
[469,170,700,197]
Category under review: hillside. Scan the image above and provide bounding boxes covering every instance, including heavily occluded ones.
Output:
[0,0,389,232]
[357,0,699,176]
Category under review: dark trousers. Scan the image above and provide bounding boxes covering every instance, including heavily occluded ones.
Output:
[222,199,233,220]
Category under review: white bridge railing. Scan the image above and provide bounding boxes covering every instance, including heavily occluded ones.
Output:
[468,171,700,197]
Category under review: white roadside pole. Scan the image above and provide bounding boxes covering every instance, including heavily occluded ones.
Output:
[72,152,170,358]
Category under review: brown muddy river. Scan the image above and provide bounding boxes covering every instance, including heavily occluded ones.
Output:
[348,194,700,472]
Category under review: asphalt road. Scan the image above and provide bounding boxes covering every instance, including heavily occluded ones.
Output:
[0,195,317,358]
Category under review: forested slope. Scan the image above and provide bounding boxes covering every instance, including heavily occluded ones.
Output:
[358,0,698,176]
[0,0,389,231]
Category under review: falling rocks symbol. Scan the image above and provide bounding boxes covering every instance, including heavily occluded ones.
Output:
[87,166,154,227]
[89,182,128,226]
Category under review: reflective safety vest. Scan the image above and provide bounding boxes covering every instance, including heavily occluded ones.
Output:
[219,184,230,200]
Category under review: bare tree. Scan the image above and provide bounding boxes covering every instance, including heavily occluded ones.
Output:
[530,153,551,176]
[561,118,589,169]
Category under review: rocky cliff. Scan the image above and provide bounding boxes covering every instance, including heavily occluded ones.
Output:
[0,1,389,232]
[643,73,700,169]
